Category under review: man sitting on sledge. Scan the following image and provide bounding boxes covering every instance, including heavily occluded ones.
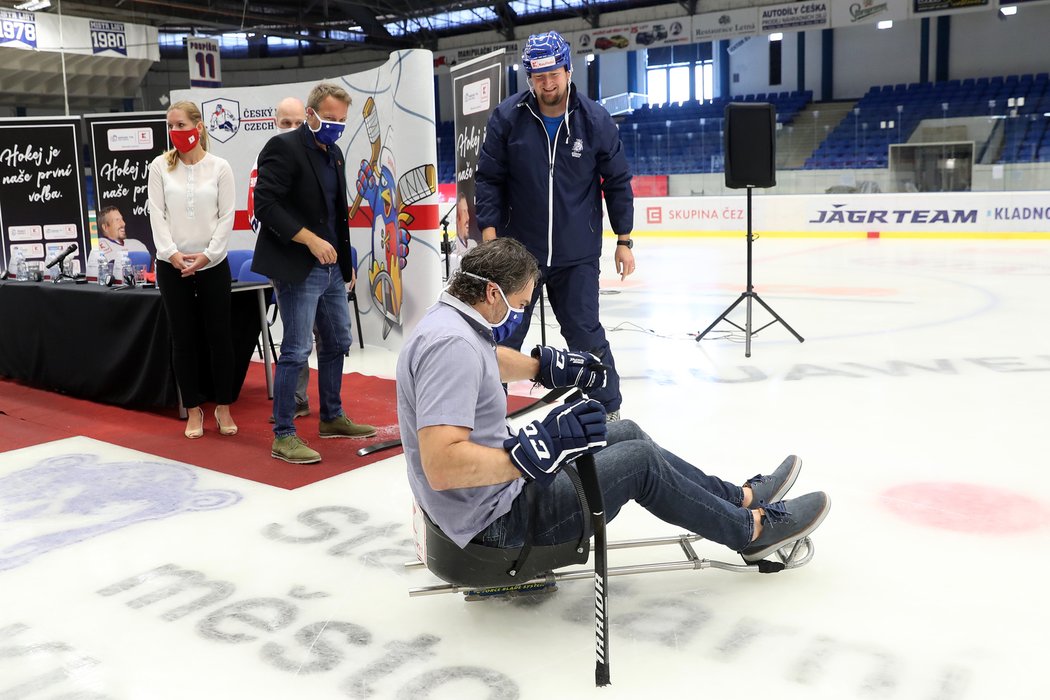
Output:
[395,238,830,567]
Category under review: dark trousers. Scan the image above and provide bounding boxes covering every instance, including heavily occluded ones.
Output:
[156,259,234,408]
[499,259,622,412]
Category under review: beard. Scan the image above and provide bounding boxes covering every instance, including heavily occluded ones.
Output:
[538,87,566,109]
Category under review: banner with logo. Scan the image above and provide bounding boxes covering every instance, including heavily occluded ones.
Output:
[569,17,692,57]
[910,0,991,15]
[433,40,519,71]
[85,112,169,260]
[451,51,503,253]
[173,49,441,349]
[0,117,89,275]
[831,0,910,26]
[629,192,1050,237]
[759,2,831,32]
[693,8,759,43]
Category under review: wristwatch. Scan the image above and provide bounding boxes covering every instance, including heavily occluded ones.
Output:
[616,238,633,249]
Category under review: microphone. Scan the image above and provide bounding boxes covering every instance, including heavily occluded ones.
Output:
[45,242,78,269]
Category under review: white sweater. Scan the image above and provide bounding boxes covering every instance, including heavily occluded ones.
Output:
[148,151,235,270]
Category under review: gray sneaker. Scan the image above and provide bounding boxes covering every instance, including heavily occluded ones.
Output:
[319,415,377,439]
[744,455,802,508]
[740,492,831,563]
[271,435,321,464]
[269,402,311,424]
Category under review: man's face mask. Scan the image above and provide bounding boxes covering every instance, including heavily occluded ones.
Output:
[462,272,525,343]
[308,109,345,145]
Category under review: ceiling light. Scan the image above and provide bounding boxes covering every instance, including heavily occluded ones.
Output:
[877,20,893,29]
[1000,5,1017,15]
[15,0,51,10]
[769,33,783,42]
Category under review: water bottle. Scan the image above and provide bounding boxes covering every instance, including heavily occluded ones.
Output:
[121,252,133,284]
[97,249,108,286]
[14,250,28,281]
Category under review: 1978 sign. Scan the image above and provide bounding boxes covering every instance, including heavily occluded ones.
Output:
[0,10,37,50]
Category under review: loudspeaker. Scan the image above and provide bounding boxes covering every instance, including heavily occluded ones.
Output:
[724,102,776,189]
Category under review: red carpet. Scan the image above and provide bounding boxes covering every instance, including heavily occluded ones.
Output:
[0,363,538,490]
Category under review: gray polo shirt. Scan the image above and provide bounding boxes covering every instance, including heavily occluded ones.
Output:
[396,292,524,548]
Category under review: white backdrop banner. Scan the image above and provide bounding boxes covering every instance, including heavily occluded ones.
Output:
[569,16,692,57]
[433,39,519,70]
[909,0,993,17]
[174,49,441,350]
[625,192,1050,237]
[760,2,832,32]
[830,0,910,27]
[692,8,759,43]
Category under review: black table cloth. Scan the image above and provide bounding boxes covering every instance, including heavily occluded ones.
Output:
[0,280,264,409]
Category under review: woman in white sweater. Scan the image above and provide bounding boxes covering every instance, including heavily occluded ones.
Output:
[149,100,238,439]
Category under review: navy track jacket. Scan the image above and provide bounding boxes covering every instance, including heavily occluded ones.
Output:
[475,84,634,268]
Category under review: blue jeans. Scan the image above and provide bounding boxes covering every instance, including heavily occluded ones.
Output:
[475,420,754,552]
[272,264,351,437]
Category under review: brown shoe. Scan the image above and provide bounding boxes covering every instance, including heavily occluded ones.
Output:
[318,415,377,439]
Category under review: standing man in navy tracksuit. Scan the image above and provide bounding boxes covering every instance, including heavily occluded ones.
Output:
[475,30,635,419]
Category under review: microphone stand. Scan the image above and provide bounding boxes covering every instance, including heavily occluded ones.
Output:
[46,257,82,284]
[438,202,456,281]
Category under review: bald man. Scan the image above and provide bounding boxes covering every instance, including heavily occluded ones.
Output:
[275,97,305,132]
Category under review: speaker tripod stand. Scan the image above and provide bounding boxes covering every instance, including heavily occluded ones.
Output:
[695,187,803,357]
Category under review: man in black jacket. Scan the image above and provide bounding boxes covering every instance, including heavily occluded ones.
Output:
[253,82,376,464]
[475,31,635,420]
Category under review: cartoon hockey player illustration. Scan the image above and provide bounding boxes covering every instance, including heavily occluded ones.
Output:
[209,102,237,135]
[351,97,436,339]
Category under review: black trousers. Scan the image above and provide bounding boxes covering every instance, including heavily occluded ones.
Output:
[156,259,235,408]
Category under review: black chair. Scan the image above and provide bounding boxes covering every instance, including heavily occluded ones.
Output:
[416,468,591,589]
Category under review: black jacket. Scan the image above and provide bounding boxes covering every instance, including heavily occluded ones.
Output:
[251,124,353,284]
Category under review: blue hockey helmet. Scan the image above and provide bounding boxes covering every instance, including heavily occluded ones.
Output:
[521,31,572,76]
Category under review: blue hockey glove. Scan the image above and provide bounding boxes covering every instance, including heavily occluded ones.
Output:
[503,398,608,487]
[532,345,608,391]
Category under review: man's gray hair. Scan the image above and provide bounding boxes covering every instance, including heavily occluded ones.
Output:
[306,82,351,111]
[448,238,539,304]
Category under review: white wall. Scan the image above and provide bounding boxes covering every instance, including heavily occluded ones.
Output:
[725,31,807,97]
[726,36,770,96]
[600,51,628,98]
[804,30,822,97]
[833,20,923,98]
[949,5,1050,80]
